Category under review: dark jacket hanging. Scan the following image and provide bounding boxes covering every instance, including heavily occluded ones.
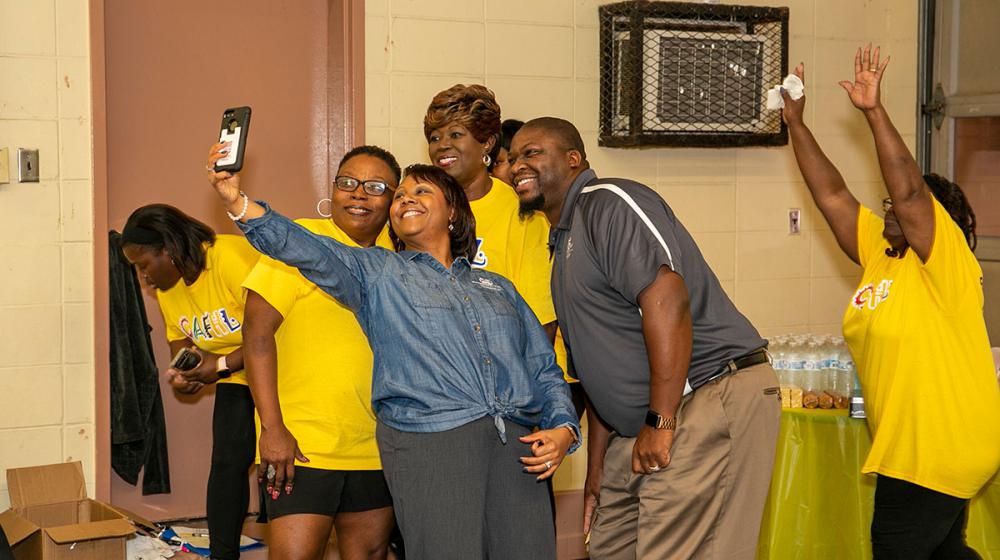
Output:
[109,230,171,494]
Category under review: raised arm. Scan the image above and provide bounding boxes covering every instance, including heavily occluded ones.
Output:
[782,63,861,263]
[206,143,375,310]
[840,46,935,261]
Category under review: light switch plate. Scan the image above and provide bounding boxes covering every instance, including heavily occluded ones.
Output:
[0,147,9,184]
[18,148,39,182]
[788,208,801,234]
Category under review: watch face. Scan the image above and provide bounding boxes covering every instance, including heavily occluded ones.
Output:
[646,410,675,430]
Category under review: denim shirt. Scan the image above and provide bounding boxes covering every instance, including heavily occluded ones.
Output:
[238,204,580,451]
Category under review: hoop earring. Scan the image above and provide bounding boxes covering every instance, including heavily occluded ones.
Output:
[482,153,491,166]
[316,198,333,218]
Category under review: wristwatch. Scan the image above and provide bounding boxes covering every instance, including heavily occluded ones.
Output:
[645,410,676,431]
[216,355,233,379]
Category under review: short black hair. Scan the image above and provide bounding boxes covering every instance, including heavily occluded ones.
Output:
[122,204,216,279]
[499,119,525,153]
[390,164,478,262]
[489,119,525,172]
[924,173,977,251]
[339,145,402,185]
[520,117,588,163]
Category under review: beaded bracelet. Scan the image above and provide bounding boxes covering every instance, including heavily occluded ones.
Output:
[226,190,249,221]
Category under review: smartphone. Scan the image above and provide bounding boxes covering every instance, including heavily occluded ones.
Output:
[215,106,252,173]
[170,347,201,371]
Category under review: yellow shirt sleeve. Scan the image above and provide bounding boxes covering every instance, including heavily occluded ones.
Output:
[243,256,312,318]
[163,313,187,342]
[921,196,982,304]
[856,205,885,269]
[212,236,261,304]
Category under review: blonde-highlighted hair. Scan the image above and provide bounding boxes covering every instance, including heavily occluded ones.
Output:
[423,84,501,149]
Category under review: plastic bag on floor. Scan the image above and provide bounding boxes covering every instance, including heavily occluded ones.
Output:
[160,526,263,557]
[127,533,178,560]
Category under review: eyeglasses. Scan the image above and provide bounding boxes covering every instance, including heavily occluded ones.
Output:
[334,176,392,196]
[882,198,893,213]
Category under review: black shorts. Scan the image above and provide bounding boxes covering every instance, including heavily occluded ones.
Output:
[261,466,393,519]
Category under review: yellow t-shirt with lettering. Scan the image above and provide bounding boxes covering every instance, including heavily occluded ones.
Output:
[156,235,260,386]
[471,177,572,382]
[843,198,1000,498]
[243,219,393,470]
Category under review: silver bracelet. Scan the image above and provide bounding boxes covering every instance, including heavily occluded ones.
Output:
[226,190,249,221]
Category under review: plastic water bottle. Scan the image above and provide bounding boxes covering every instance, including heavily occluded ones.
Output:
[770,336,787,384]
[802,339,823,409]
[819,336,837,392]
[784,338,804,408]
[830,337,851,409]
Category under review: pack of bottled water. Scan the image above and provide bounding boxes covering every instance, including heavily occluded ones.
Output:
[768,334,864,417]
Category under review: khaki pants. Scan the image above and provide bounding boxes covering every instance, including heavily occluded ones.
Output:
[590,363,781,560]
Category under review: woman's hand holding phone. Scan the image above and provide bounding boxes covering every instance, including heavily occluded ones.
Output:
[165,366,204,395]
[206,141,265,222]
[207,142,242,205]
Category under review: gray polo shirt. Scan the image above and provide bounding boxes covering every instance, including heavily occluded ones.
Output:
[550,169,766,437]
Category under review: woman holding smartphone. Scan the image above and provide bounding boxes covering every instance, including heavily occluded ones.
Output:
[121,205,259,560]
[207,142,580,560]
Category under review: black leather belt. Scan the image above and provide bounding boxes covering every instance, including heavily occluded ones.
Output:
[720,348,770,377]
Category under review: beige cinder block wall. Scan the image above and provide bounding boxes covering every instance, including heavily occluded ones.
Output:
[0,0,95,508]
[366,0,918,491]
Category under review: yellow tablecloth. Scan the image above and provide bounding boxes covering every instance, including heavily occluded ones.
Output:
[757,408,1000,559]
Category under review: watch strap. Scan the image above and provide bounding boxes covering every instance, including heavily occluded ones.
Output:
[216,355,232,379]
[645,410,676,430]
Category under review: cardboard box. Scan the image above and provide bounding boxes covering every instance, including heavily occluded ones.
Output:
[0,462,135,559]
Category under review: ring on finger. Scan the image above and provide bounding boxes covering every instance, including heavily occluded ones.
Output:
[649,465,661,472]
[544,461,553,469]
[266,464,276,480]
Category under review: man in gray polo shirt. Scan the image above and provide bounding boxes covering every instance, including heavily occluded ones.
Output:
[508,117,781,560]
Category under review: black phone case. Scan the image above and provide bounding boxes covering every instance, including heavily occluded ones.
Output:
[170,348,200,371]
[215,106,252,173]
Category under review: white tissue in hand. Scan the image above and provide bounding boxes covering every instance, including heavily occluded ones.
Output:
[765,74,805,109]
[782,74,805,99]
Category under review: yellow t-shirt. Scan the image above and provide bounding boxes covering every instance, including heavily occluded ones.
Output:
[471,177,572,381]
[843,198,1000,498]
[156,235,260,386]
[242,219,393,470]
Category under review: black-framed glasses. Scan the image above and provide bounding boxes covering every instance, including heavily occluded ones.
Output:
[334,176,392,196]
[882,198,893,213]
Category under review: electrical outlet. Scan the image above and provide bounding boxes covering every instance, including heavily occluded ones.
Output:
[789,208,801,234]
[0,147,9,184]
[18,148,39,183]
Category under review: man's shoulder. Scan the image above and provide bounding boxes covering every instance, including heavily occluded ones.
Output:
[575,176,672,224]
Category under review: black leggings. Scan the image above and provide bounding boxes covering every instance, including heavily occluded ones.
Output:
[872,475,981,560]
[208,383,257,560]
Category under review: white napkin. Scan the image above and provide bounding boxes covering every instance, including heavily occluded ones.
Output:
[765,74,805,110]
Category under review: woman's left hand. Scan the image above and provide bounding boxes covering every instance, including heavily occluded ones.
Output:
[839,44,890,111]
[519,426,575,481]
